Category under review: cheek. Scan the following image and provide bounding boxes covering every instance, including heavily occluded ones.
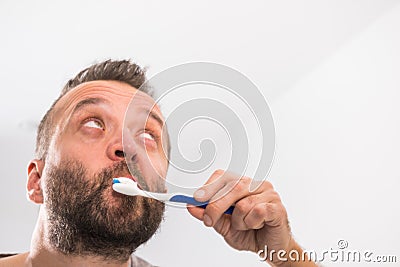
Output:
[51,140,80,163]
[138,152,168,188]
[50,135,103,171]
[144,151,168,176]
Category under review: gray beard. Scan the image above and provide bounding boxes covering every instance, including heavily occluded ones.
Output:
[44,160,165,263]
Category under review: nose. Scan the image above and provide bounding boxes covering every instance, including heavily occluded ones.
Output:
[106,129,137,162]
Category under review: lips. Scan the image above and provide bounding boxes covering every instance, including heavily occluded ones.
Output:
[123,174,137,183]
[115,174,143,190]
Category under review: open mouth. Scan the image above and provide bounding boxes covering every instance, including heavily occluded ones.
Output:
[113,174,144,190]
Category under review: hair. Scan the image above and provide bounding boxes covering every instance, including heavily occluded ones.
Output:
[35,59,170,160]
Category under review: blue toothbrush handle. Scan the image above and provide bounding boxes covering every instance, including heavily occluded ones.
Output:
[169,195,234,215]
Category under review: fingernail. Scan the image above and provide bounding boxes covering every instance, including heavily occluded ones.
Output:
[194,189,205,199]
[203,214,212,227]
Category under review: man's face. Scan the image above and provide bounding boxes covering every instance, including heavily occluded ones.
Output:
[48,80,169,192]
[39,80,169,259]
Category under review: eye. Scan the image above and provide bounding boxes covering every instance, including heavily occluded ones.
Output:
[83,118,104,130]
[140,132,155,141]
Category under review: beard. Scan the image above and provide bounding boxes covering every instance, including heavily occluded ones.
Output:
[43,159,165,263]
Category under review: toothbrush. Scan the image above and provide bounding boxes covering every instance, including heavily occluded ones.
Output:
[112,177,234,215]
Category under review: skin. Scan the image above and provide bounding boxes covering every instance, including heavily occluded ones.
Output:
[189,171,317,266]
[0,80,316,267]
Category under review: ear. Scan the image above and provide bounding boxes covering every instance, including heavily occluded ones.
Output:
[27,159,45,204]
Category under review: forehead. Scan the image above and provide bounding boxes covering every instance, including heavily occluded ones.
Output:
[53,80,162,119]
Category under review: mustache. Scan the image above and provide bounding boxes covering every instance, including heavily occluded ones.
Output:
[97,161,150,191]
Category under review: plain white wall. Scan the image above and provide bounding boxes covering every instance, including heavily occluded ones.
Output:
[0,1,399,266]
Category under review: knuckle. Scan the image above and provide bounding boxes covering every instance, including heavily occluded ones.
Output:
[206,201,223,216]
[253,203,268,217]
[235,197,253,214]
[249,180,272,194]
[276,204,287,217]
[259,183,280,200]
[273,191,282,202]
[233,177,251,192]
[267,190,280,201]
[242,176,252,184]
[273,203,287,224]
[265,202,277,216]
[262,180,273,190]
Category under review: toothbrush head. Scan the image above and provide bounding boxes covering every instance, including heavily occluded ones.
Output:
[112,177,146,197]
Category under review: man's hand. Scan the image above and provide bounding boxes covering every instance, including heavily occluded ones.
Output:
[187,169,315,267]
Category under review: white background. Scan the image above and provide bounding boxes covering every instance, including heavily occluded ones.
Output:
[0,1,399,266]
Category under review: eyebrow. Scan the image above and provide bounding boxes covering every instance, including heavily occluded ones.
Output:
[71,97,106,116]
[146,109,165,130]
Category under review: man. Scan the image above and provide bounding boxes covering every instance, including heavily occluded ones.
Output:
[0,60,316,267]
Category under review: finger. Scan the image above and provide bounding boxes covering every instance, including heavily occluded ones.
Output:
[186,204,205,221]
[203,176,253,227]
[212,214,232,237]
[193,169,233,201]
[187,204,233,232]
[230,189,280,230]
[198,177,273,203]
[230,194,262,230]
[243,202,287,229]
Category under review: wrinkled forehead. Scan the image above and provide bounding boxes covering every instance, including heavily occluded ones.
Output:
[53,80,162,121]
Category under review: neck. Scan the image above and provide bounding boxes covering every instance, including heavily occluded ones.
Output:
[27,208,131,267]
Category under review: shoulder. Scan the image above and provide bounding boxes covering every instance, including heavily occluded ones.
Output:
[0,253,28,267]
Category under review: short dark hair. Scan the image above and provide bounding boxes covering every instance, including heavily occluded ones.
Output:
[35,59,170,161]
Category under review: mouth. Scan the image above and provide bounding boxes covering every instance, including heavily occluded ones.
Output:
[114,174,144,190]
[122,174,137,183]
